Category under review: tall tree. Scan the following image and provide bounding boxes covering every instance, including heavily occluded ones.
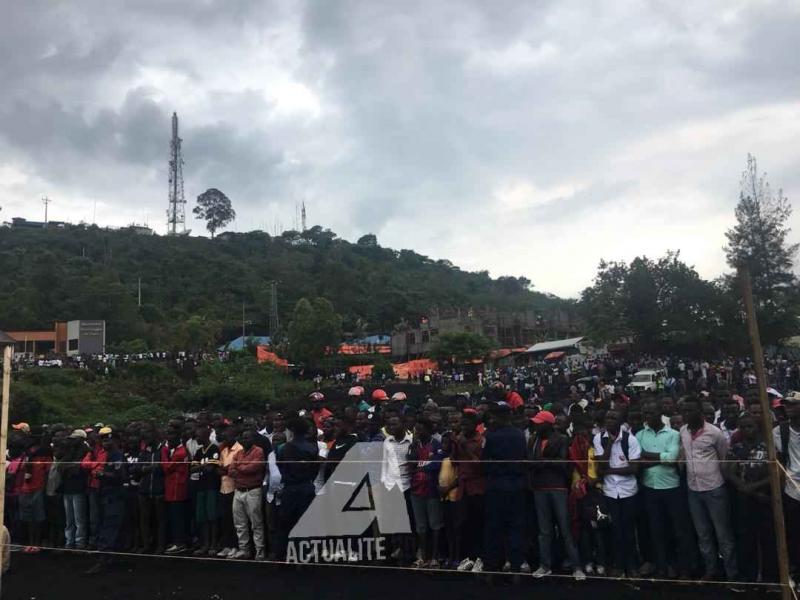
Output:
[287,297,343,366]
[724,154,800,346]
[579,260,630,345]
[430,331,493,364]
[194,188,236,238]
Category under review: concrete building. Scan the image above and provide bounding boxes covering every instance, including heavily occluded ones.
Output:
[7,320,105,357]
[391,307,579,359]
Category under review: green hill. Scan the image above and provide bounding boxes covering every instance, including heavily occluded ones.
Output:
[0,224,575,349]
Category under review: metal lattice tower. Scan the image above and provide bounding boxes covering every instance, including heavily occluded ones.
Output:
[301,201,307,231]
[167,112,186,235]
[269,281,280,337]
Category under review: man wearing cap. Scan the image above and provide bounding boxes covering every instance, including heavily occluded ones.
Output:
[309,392,333,429]
[529,411,585,580]
[86,428,126,573]
[81,429,108,549]
[18,427,53,552]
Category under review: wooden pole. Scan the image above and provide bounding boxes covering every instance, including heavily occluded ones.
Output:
[739,265,792,600]
[0,344,13,596]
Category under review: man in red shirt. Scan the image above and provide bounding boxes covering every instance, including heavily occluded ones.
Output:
[80,430,107,549]
[229,429,266,560]
[19,431,52,552]
[162,429,190,554]
[452,411,486,572]
[309,393,333,430]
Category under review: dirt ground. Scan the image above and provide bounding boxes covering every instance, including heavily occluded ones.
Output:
[1,551,781,600]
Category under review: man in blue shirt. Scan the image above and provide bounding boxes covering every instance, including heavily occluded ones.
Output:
[481,403,527,576]
[636,400,692,578]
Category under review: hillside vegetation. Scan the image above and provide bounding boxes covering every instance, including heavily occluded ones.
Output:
[0,225,573,349]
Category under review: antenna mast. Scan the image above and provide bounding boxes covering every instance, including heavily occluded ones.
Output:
[42,196,51,226]
[301,201,307,231]
[166,112,186,235]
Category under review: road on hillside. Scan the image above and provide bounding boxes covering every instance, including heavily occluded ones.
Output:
[2,551,780,600]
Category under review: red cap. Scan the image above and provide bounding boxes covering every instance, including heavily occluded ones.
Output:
[371,389,389,401]
[531,410,555,425]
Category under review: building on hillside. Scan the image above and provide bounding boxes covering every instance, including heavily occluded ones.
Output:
[7,320,106,357]
[391,306,579,359]
[521,336,612,364]
[8,217,68,229]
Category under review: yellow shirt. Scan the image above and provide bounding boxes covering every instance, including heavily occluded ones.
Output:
[220,442,243,494]
[438,457,460,501]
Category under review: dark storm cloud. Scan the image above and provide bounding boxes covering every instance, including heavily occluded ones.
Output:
[1,0,799,295]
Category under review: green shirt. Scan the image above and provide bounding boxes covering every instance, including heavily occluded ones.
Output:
[636,425,680,490]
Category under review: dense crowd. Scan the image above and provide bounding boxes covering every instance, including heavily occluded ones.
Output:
[4,366,800,591]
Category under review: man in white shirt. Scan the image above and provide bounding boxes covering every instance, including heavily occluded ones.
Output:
[381,416,412,493]
[774,397,800,576]
[594,410,641,577]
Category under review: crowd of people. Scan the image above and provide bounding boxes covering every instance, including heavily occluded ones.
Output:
[4,365,800,591]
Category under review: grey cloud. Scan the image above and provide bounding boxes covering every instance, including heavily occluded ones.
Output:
[1,0,799,295]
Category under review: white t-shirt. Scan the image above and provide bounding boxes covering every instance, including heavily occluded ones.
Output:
[774,424,800,502]
[593,431,642,499]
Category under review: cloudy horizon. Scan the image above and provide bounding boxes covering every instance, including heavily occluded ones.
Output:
[2,0,799,298]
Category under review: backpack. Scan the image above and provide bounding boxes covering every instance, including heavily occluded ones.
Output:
[601,431,630,461]
[621,431,630,462]
[779,422,792,469]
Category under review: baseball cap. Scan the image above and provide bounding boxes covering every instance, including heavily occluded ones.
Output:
[785,391,800,404]
[12,422,30,434]
[69,429,88,439]
[532,410,556,425]
[371,389,389,401]
[98,426,113,437]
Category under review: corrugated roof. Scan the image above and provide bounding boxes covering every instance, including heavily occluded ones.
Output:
[219,335,271,351]
[524,336,584,354]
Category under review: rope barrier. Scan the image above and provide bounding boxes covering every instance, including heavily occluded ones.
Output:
[0,458,770,465]
[3,543,789,592]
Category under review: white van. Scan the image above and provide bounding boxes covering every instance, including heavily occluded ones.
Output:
[627,369,666,393]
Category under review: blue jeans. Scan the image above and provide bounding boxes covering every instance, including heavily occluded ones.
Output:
[687,485,738,579]
[97,489,125,551]
[534,490,580,569]
[63,493,88,548]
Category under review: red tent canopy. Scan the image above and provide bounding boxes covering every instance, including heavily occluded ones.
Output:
[544,351,566,361]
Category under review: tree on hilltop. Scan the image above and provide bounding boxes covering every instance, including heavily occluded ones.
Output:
[194,188,236,238]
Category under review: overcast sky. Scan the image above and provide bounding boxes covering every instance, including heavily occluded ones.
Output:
[2,1,799,297]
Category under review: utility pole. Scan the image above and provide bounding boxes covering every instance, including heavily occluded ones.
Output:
[0,340,15,598]
[138,277,142,308]
[42,196,50,225]
[739,265,792,600]
[242,300,246,341]
[269,281,280,338]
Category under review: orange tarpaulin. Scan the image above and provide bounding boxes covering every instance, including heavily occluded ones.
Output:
[256,346,289,369]
[393,359,437,378]
[348,364,374,378]
[339,344,392,355]
[347,358,438,379]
